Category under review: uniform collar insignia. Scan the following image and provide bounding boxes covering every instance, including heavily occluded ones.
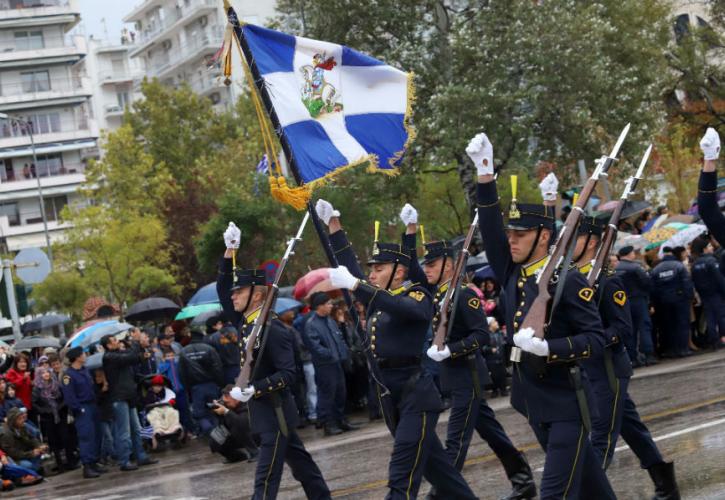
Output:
[578,262,593,275]
[438,281,450,294]
[521,256,548,278]
[390,280,413,295]
[245,307,262,325]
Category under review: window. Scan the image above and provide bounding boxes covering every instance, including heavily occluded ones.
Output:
[117,91,130,108]
[26,113,61,134]
[14,30,44,51]
[0,202,19,227]
[673,14,690,44]
[36,153,63,177]
[43,195,68,222]
[111,57,126,76]
[20,70,50,92]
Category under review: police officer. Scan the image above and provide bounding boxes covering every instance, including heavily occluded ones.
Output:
[690,235,725,350]
[468,131,614,499]
[698,127,723,246]
[396,204,535,499]
[574,217,680,499]
[60,347,107,479]
[615,245,657,366]
[314,200,477,500]
[649,247,694,357]
[218,223,330,500]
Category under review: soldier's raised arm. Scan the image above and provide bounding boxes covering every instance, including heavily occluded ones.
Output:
[698,128,724,246]
[217,222,243,326]
[399,203,432,291]
[316,199,366,280]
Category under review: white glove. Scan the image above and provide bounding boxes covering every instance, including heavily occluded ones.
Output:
[539,173,559,202]
[223,222,241,249]
[315,199,340,225]
[426,344,451,362]
[231,385,255,403]
[700,127,720,160]
[513,327,550,357]
[465,132,494,176]
[399,203,418,225]
[329,265,359,290]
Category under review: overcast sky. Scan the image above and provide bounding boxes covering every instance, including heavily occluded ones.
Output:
[77,0,139,43]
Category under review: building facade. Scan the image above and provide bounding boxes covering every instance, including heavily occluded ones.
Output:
[123,0,278,111]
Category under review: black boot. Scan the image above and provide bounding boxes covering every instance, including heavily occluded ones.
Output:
[323,423,343,436]
[83,465,101,479]
[499,452,537,500]
[338,419,360,431]
[647,461,680,500]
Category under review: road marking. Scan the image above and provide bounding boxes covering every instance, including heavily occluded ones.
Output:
[614,417,725,453]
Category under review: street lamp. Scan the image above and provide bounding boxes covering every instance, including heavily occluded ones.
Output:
[0,112,53,269]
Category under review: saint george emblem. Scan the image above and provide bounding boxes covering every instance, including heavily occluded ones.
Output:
[613,290,627,306]
[300,53,343,118]
[578,287,594,302]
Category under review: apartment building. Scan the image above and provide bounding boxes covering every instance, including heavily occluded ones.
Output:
[0,0,96,252]
[123,0,277,111]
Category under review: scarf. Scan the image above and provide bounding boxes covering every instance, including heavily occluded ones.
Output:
[33,367,60,422]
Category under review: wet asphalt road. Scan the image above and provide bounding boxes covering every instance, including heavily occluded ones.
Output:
[12,350,725,499]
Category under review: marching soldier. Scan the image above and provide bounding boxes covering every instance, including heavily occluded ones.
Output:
[396,204,536,500]
[698,128,723,245]
[314,200,477,499]
[218,224,330,500]
[469,131,615,499]
[574,216,680,499]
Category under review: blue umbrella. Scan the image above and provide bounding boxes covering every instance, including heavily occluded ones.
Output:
[274,297,303,315]
[473,265,496,282]
[66,320,117,349]
[187,282,219,306]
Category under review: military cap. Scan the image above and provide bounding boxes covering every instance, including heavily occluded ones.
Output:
[506,203,555,231]
[617,245,634,257]
[422,240,456,265]
[367,241,411,267]
[66,346,84,362]
[230,269,267,291]
[577,215,608,237]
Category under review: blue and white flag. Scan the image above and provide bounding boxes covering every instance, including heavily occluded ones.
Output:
[240,23,414,185]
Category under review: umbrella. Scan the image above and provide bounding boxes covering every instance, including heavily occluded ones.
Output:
[175,303,222,320]
[472,265,496,282]
[614,233,649,253]
[186,282,219,306]
[657,224,707,257]
[66,320,117,349]
[21,314,71,334]
[85,352,104,371]
[294,268,335,300]
[274,297,303,315]
[643,213,669,233]
[14,336,60,351]
[663,214,695,225]
[190,308,224,328]
[72,321,134,349]
[620,200,652,220]
[597,200,620,212]
[125,297,180,323]
[643,226,678,244]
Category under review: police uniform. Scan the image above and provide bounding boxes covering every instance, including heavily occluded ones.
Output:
[60,360,100,468]
[217,263,330,500]
[578,217,679,499]
[408,238,536,499]
[328,230,476,500]
[691,252,725,349]
[698,170,725,247]
[614,250,655,364]
[476,181,615,499]
[649,253,694,357]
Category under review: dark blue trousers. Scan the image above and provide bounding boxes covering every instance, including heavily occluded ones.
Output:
[253,430,330,500]
[701,295,725,348]
[314,362,346,425]
[628,296,654,360]
[74,402,100,465]
[620,394,664,469]
[655,300,690,355]
[190,381,220,436]
[590,376,629,469]
[445,386,521,471]
[531,420,615,500]
[388,410,476,500]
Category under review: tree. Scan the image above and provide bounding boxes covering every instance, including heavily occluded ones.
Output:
[28,271,89,326]
[655,122,702,213]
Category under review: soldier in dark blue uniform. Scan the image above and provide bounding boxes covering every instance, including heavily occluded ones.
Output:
[698,128,723,246]
[217,224,330,500]
[574,217,680,499]
[690,235,725,350]
[615,245,657,366]
[649,247,694,357]
[467,132,614,499]
[314,200,477,500]
[60,347,108,479]
[396,204,535,500]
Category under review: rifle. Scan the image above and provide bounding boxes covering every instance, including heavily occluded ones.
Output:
[432,213,479,349]
[510,124,630,363]
[587,144,652,287]
[236,212,310,389]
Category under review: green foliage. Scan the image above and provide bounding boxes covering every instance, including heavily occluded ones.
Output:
[30,271,89,325]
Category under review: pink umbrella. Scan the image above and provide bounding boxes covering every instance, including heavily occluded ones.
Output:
[597,200,619,211]
[294,268,338,300]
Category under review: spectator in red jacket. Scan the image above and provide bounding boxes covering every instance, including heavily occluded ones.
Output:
[5,355,32,410]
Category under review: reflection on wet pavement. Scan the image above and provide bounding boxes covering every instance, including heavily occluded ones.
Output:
[12,351,725,499]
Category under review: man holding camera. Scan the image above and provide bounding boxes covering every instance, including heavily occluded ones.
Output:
[209,385,258,463]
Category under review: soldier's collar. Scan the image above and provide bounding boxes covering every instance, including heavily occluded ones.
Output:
[578,262,593,275]
[245,307,262,325]
[438,281,451,294]
[521,256,548,278]
[390,280,412,295]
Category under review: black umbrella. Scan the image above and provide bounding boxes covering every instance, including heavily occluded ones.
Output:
[14,336,61,352]
[620,200,652,220]
[125,297,180,323]
[21,314,71,334]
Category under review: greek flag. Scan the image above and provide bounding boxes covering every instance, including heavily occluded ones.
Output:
[241,23,414,185]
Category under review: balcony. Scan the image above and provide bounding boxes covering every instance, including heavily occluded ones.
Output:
[148,26,223,79]
[0,113,98,150]
[99,71,136,85]
[0,0,80,30]
[0,76,90,108]
[104,104,126,118]
[183,71,225,95]
[0,213,69,252]
[0,161,85,186]
[0,33,86,68]
[128,0,218,52]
